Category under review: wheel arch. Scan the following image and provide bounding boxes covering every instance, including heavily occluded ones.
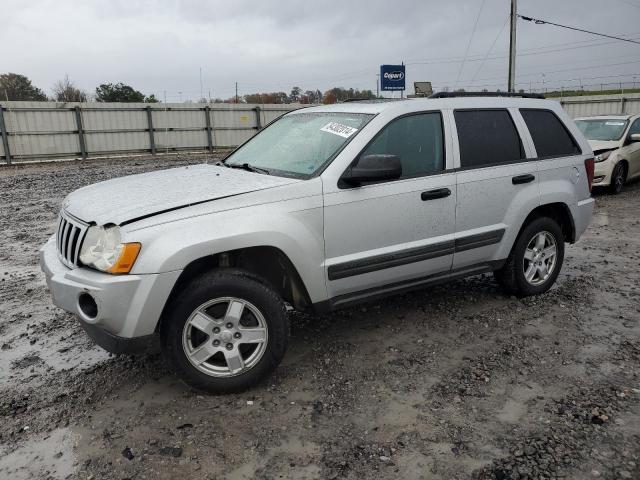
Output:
[518,202,576,244]
[157,246,312,332]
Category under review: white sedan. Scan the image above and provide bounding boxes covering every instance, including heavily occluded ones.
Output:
[575,114,640,194]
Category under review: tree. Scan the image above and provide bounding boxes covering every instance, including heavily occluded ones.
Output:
[95,82,146,102]
[289,86,302,103]
[323,90,337,104]
[144,94,159,103]
[243,92,288,104]
[322,87,375,103]
[52,75,87,102]
[0,73,47,101]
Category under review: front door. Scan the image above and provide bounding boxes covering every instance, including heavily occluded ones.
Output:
[323,111,456,302]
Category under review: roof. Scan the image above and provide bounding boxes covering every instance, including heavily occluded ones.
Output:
[290,96,559,116]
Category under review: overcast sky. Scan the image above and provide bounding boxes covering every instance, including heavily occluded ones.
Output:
[3,0,640,101]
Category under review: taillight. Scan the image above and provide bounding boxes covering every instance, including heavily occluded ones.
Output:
[584,158,595,192]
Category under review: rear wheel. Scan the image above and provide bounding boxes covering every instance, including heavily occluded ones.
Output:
[161,269,288,393]
[609,162,626,194]
[495,217,564,297]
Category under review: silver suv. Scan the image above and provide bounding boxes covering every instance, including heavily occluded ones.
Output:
[40,94,595,393]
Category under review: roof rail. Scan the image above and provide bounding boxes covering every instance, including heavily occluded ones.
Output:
[429,91,545,99]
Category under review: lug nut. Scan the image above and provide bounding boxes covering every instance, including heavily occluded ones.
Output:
[226,343,233,350]
[234,332,241,339]
[226,323,233,329]
[213,327,220,334]
[213,339,220,346]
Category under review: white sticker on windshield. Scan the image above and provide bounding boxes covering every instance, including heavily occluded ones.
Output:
[605,121,626,126]
[320,122,358,138]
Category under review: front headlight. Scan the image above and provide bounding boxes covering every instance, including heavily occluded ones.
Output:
[594,150,613,163]
[79,225,141,274]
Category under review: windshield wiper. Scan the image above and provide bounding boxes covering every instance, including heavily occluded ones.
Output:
[226,163,271,175]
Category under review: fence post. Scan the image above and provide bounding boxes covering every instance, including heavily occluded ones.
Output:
[254,106,262,130]
[74,106,87,159]
[0,106,11,165]
[204,106,213,152]
[620,97,626,115]
[146,106,156,155]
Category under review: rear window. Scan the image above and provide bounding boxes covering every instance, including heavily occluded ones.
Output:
[454,109,525,168]
[521,109,581,158]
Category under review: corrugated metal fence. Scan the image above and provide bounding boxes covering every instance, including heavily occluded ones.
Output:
[0,101,300,164]
[559,93,640,118]
[1,94,640,164]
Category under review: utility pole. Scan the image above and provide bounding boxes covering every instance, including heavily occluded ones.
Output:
[508,0,517,92]
[235,82,238,103]
[199,67,203,101]
[376,74,380,98]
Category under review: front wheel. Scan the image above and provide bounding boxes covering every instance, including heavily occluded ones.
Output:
[161,269,288,393]
[495,217,565,297]
[609,162,626,194]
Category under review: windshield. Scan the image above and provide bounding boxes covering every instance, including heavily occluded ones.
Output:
[575,119,629,141]
[225,112,374,177]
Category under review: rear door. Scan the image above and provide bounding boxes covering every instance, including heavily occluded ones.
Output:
[452,108,539,270]
[323,111,457,301]
[520,108,584,204]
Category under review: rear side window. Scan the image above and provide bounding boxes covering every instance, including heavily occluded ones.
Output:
[361,112,444,178]
[454,110,524,168]
[521,109,581,158]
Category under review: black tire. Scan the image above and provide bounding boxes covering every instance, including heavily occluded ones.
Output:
[494,217,565,297]
[160,269,288,394]
[609,162,627,194]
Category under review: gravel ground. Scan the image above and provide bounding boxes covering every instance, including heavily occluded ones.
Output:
[0,153,639,480]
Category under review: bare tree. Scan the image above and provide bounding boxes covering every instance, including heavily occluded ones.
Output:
[52,75,88,102]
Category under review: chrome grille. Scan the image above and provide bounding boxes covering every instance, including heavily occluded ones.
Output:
[56,211,89,268]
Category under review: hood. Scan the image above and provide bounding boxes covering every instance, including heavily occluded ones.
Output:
[63,164,299,225]
[587,139,620,153]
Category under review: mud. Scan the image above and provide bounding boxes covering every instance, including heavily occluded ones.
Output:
[0,154,639,479]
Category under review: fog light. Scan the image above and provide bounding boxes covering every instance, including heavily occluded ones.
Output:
[593,176,605,183]
[78,293,98,319]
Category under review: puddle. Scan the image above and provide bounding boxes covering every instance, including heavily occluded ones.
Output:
[0,428,79,480]
[0,334,110,386]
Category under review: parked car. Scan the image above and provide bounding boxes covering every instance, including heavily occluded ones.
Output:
[575,114,640,194]
[40,93,595,393]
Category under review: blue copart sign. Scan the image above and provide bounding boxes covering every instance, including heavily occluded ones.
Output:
[380,65,406,91]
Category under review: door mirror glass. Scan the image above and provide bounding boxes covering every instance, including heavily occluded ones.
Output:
[629,133,640,143]
[341,154,402,186]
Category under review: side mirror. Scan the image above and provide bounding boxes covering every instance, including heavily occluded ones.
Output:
[630,133,640,143]
[341,154,402,187]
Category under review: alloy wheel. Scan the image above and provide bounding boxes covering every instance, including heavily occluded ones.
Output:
[182,297,268,377]
[523,231,558,286]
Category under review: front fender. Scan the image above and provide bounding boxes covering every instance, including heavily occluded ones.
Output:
[125,198,327,303]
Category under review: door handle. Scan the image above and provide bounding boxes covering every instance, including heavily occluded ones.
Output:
[512,174,535,185]
[421,188,451,201]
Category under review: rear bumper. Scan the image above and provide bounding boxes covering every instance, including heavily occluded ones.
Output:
[572,197,595,241]
[39,235,181,343]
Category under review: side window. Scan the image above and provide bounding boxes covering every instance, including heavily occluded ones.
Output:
[628,119,640,136]
[360,112,444,178]
[520,109,581,158]
[454,109,524,168]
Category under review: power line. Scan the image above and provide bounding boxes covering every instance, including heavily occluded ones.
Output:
[455,0,487,87]
[518,15,640,45]
[470,15,510,84]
